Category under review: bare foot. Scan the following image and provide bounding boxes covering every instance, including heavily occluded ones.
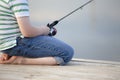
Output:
[12,56,24,64]
[0,53,11,61]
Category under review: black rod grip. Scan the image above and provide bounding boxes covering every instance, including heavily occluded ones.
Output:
[47,20,59,29]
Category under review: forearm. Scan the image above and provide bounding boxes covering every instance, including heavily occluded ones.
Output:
[20,25,49,37]
[17,16,50,37]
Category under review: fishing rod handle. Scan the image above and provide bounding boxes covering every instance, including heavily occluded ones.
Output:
[47,20,59,29]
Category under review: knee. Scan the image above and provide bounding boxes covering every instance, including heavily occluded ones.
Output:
[63,46,74,64]
[56,47,74,65]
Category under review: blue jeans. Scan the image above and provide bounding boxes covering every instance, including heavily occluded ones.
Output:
[2,36,74,65]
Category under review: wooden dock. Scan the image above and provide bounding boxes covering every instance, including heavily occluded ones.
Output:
[0,58,120,80]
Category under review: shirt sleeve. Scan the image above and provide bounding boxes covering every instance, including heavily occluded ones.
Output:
[8,0,30,17]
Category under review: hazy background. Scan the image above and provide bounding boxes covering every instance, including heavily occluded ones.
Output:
[29,0,120,62]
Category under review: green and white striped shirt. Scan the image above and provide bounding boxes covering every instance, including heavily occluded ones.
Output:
[0,0,29,51]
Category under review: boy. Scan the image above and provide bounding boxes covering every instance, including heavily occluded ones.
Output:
[0,0,74,65]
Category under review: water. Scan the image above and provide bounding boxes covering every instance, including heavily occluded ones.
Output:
[29,0,120,62]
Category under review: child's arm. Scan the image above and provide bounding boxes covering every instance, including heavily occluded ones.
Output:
[16,16,50,37]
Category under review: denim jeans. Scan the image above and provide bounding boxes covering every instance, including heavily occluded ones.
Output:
[2,36,74,65]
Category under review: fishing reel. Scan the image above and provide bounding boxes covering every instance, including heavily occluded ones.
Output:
[47,20,59,36]
[48,27,57,36]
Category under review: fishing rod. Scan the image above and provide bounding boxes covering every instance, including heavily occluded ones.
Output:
[47,0,94,36]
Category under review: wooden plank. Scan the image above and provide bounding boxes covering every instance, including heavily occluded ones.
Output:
[0,59,120,80]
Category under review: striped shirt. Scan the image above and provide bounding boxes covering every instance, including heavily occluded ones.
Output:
[0,0,29,51]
